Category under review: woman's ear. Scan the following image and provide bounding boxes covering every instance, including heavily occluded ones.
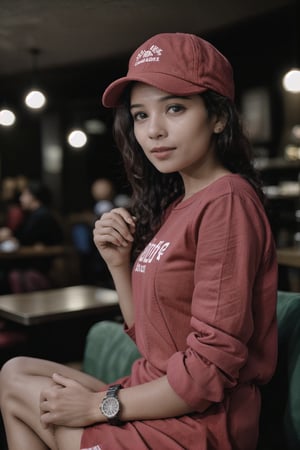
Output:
[213,117,227,134]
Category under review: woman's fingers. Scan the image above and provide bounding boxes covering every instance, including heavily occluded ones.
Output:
[39,375,97,428]
[40,379,63,427]
[40,391,51,428]
[94,208,136,247]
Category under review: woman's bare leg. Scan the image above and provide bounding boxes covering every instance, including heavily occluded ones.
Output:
[0,356,105,449]
[54,426,83,450]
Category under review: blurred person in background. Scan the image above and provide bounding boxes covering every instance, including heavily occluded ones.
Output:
[71,178,130,286]
[91,178,130,215]
[0,176,27,233]
[0,176,27,291]
[0,180,64,293]
[91,178,116,216]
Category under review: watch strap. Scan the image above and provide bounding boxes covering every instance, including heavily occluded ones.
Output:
[106,384,122,398]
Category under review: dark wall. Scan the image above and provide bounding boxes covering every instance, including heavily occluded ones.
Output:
[0,4,297,213]
[205,5,298,158]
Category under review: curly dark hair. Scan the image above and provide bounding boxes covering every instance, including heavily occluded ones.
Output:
[113,87,265,258]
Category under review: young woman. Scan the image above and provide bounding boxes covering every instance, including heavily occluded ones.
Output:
[0,32,277,450]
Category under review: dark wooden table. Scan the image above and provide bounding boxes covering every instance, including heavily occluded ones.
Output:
[0,245,81,287]
[0,285,119,325]
[0,245,67,261]
[0,285,120,362]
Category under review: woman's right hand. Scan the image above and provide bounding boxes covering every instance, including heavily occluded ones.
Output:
[93,208,136,268]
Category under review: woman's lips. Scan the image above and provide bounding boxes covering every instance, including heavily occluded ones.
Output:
[150,147,175,159]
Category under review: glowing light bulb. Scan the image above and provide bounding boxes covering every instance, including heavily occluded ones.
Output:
[25,89,47,109]
[67,129,87,148]
[282,69,300,93]
[0,108,16,126]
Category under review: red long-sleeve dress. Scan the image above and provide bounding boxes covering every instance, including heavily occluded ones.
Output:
[81,174,278,450]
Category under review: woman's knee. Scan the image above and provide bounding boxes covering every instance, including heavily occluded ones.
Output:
[0,356,33,403]
[1,355,32,379]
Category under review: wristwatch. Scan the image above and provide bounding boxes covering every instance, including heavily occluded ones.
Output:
[100,384,123,425]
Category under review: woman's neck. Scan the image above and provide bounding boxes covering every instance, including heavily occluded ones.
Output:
[182,167,231,200]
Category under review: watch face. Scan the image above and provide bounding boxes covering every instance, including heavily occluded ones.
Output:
[101,397,120,419]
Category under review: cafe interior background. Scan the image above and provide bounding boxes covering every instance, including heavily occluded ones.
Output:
[0,0,299,293]
[0,3,299,448]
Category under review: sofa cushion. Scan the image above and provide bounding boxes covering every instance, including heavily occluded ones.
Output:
[258,291,300,450]
[278,291,300,450]
[83,320,141,384]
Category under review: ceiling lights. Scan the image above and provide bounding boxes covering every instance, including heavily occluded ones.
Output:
[0,108,16,126]
[282,68,300,93]
[67,129,88,149]
[25,89,47,109]
[24,48,47,110]
[282,3,300,94]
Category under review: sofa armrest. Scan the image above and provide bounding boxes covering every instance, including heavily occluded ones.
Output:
[83,320,141,384]
[277,291,300,450]
[258,291,300,450]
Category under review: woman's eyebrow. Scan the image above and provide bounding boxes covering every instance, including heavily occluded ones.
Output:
[130,95,192,110]
[130,103,143,110]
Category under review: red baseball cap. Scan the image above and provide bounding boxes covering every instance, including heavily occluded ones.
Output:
[102,32,234,108]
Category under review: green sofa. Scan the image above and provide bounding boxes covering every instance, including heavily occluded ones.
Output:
[83,291,300,450]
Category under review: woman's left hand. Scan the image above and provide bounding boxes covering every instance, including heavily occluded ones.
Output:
[40,373,103,428]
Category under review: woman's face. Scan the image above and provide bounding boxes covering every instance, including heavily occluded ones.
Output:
[130,83,221,178]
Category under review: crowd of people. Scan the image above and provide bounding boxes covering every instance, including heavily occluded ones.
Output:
[0,175,130,293]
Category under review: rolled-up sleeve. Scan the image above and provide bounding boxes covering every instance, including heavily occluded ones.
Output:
[167,192,272,409]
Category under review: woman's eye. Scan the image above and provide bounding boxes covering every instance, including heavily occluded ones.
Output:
[133,111,147,121]
[168,104,185,113]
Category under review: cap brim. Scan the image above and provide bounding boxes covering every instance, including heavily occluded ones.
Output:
[102,73,207,108]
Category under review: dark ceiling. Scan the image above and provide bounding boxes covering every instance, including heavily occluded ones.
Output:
[0,0,293,77]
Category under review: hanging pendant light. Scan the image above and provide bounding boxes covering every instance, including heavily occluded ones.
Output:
[67,128,88,149]
[282,69,300,93]
[0,108,16,126]
[25,89,47,109]
[282,2,300,93]
[24,48,47,110]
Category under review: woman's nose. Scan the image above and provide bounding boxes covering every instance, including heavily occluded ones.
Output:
[147,115,167,139]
